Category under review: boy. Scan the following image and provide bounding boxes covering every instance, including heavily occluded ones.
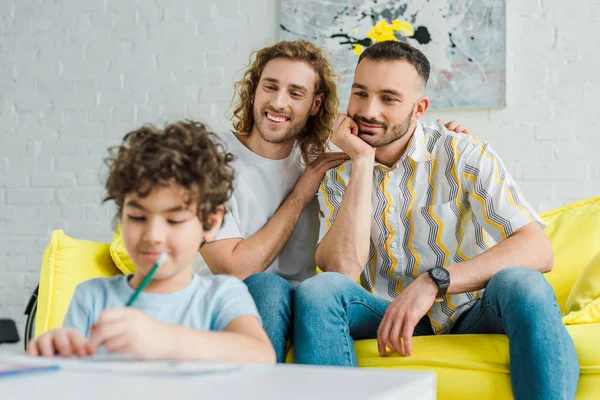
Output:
[27,120,276,364]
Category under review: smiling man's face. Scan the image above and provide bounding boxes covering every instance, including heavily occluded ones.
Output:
[347,58,422,148]
[252,58,321,145]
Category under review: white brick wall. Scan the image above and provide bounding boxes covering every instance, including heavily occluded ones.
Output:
[432,0,600,212]
[0,0,279,333]
[1,0,599,335]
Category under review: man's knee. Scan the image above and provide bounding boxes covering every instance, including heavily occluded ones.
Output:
[296,272,356,305]
[488,267,556,307]
[244,272,293,306]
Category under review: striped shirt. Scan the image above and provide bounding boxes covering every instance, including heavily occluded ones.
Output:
[318,121,543,334]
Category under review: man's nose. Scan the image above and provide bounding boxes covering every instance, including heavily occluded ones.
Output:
[270,90,288,111]
[361,98,381,121]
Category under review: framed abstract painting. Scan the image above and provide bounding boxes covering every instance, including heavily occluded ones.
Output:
[280,0,506,110]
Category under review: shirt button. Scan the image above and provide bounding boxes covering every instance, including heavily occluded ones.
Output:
[388,171,394,177]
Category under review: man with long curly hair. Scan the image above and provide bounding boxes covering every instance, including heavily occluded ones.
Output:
[200,40,348,363]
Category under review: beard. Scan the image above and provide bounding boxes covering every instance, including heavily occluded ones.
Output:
[352,110,414,148]
[253,103,308,145]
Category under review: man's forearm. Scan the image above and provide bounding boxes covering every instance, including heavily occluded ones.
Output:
[317,157,374,279]
[210,191,305,280]
[446,222,553,293]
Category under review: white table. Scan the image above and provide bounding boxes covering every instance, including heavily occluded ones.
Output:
[0,344,21,355]
[0,352,435,400]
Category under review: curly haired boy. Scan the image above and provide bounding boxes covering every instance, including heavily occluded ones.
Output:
[27,120,275,364]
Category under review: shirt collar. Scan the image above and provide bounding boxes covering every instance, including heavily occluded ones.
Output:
[406,121,433,163]
[374,121,433,172]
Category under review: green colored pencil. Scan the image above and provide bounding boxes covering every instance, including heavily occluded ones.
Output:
[126,252,168,307]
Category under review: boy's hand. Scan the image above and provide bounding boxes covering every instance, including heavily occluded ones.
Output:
[89,308,169,360]
[27,328,93,358]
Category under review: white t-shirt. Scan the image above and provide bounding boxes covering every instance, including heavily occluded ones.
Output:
[213,132,320,286]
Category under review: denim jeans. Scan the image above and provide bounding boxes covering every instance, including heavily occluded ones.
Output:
[244,272,293,363]
[294,268,579,400]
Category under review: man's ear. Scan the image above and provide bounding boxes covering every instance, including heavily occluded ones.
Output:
[412,96,429,121]
[310,93,324,116]
[203,206,225,243]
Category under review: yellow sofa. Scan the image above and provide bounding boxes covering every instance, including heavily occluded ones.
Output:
[34,197,600,399]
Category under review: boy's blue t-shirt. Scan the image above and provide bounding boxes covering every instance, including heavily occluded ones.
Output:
[62,274,260,338]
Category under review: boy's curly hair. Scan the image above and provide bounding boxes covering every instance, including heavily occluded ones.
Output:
[104,120,234,231]
[231,40,339,163]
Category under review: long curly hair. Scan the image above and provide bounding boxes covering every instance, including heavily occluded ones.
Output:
[103,120,234,231]
[231,40,339,163]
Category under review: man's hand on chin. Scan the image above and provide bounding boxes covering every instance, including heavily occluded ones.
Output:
[332,113,375,160]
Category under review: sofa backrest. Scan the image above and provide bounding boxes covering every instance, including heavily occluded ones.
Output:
[541,197,600,312]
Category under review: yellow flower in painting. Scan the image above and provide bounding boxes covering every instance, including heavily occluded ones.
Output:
[391,19,415,37]
[366,19,415,43]
[352,43,364,55]
[351,19,415,56]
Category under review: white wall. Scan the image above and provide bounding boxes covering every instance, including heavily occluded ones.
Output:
[0,0,280,331]
[432,0,600,212]
[1,0,599,331]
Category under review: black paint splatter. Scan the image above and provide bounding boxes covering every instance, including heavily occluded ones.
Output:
[332,7,348,23]
[330,33,371,48]
[409,11,418,24]
[370,7,379,25]
[379,3,410,23]
[448,32,457,48]
[448,33,474,62]
[280,24,318,40]
[412,26,431,44]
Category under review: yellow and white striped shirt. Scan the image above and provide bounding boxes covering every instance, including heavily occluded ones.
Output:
[318,121,543,334]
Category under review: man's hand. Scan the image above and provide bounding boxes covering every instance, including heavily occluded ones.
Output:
[377,274,438,357]
[27,328,94,358]
[89,308,170,360]
[291,152,349,207]
[332,113,375,160]
[437,119,471,135]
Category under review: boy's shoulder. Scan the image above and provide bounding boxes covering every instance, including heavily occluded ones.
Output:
[73,275,128,297]
[75,274,127,288]
[191,274,246,293]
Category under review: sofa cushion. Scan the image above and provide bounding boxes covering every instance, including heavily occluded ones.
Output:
[286,324,600,400]
[563,250,600,324]
[540,196,600,312]
[354,323,600,399]
[109,225,136,275]
[285,323,599,399]
[36,230,120,337]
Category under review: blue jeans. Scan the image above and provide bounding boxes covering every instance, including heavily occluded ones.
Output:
[244,273,293,363]
[294,268,579,400]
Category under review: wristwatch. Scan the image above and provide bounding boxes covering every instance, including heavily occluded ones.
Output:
[428,267,450,301]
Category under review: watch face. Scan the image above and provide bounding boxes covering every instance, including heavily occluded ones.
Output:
[431,268,449,281]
